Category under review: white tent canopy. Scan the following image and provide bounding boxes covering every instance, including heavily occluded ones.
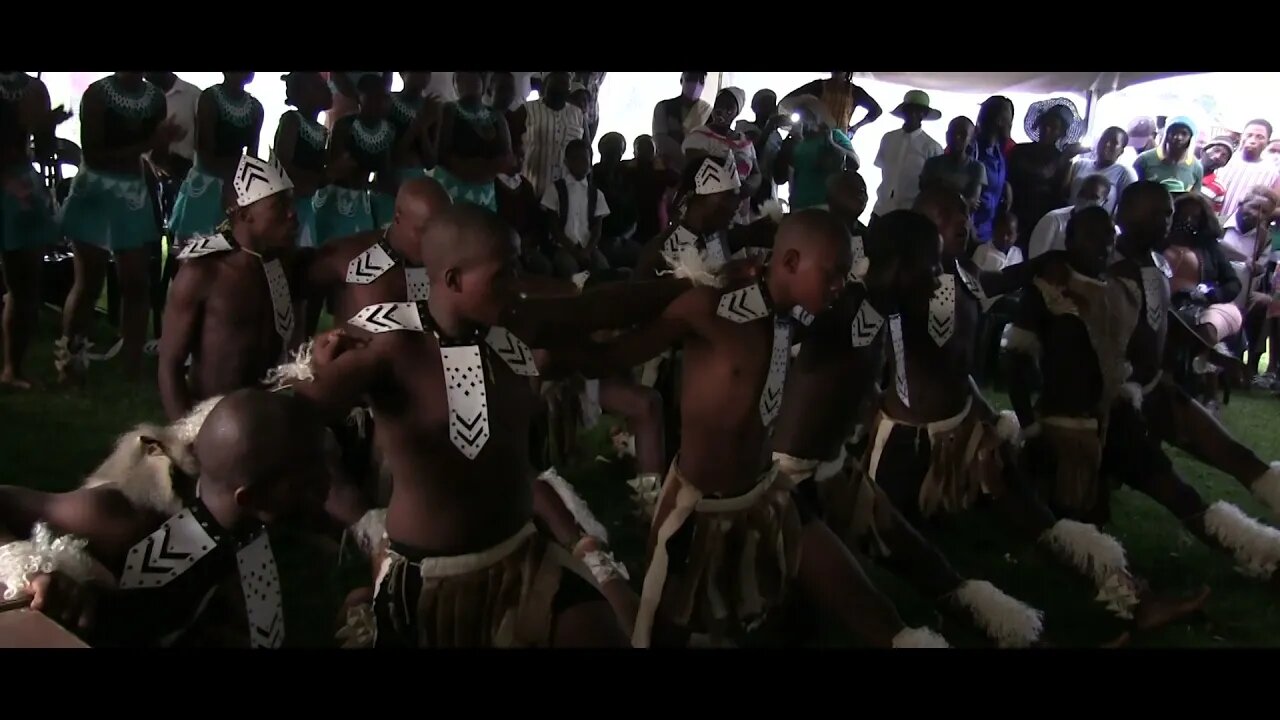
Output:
[852,72,1201,98]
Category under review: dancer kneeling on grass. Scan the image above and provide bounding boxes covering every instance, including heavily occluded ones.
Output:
[560,208,951,648]
[159,153,302,421]
[0,389,331,647]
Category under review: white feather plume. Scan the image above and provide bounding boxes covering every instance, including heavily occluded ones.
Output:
[263,340,316,390]
[891,626,950,648]
[537,467,609,543]
[660,245,726,288]
[1250,462,1280,518]
[1203,501,1280,579]
[953,580,1043,648]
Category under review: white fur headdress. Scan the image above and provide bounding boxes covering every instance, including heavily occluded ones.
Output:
[234,153,294,207]
[693,152,740,196]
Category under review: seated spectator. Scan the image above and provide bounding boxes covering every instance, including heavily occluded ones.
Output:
[541,139,611,278]
[594,132,642,268]
[1165,193,1244,346]
[1065,126,1137,214]
[1027,173,1112,259]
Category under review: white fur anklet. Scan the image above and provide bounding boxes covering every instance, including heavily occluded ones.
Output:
[581,549,630,586]
[891,626,950,648]
[995,410,1022,446]
[1250,462,1280,518]
[263,339,316,390]
[1040,519,1139,619]
[0,523,113,600]
[538,468,609,543]
[1203,501,1280,579]
[953,579,1043,648]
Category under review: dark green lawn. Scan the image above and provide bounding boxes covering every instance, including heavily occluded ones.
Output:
[3,310,1279,647]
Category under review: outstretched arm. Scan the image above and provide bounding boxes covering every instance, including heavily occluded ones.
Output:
[290,329,386,423]
[504,278,692,347]
[542,288,707,378]
[0,486,145,567]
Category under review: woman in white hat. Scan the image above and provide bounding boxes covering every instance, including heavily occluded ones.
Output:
[871,89,943,219]
[682,86,760,226]
[1007,97,1085,250]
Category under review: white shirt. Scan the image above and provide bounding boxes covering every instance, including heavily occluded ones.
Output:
[972,242,1024,273]
[541,175,610,247]
[163,77,202,160]
[522,100,585,197]
[872,127,942,215]
[1027,206,1076,259]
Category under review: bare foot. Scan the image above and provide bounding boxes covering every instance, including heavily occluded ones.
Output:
[1133,585,1211,632]
[1100,631,1131,648]
[0,372,32,390]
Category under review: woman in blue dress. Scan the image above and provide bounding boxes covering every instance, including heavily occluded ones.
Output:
[314,73,390,244]
[169,72,263,247]
[57,72,183,382]
[433,71,515,212]
[369,71,439,226]
[275,72,332,248]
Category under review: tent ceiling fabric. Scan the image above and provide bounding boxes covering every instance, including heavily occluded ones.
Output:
[852,72,1198,97]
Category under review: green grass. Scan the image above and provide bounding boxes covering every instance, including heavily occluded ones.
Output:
[3,309,1280,647]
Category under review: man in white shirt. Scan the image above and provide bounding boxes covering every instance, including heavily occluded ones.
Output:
[515,71,585,198]
[542,139,611,279]
[871,90,942,219]
[1026,173,1113,259]
[1219,187,1279,309]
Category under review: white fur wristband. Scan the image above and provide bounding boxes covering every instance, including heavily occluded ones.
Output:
[263,339,316,390]
[0,523,107,600]
[582,549,630,586]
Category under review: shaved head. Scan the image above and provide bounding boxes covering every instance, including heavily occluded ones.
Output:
[771,209,853,315]
[390,177,452,258]
[1117,181,1173,253]
[826,170,868,225]
[913,188,970,257]
[864,209,942,303]
[422,205,520,326]
[195,390,326,494]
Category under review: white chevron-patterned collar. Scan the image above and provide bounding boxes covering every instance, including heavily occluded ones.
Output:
[716,283,773,324]
[347,301,538,377]
[178,231,236,260]
[345,239,430,301]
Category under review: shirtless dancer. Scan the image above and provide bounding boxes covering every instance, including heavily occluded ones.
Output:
[158,153,301,421]
[0,72,63,388]
[772,210,1043,648]
[568,209,949,648]
[288,205,699,647]
[1100,181,1280,584]
[0,389,330,647]
[871,193,1204,631]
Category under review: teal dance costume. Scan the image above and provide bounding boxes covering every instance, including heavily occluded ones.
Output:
[370,91,429,227]
[432,102,499,211]
[0,73,59,251]
[283,109,328,248]
[170,85,263,243]
[59,76,166,252]
[313,115,389,244]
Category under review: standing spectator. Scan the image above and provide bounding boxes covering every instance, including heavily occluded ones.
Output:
[736,89,787,221]
[970,95,1014,244]
[775,95,860,211]
[1221,186,1279,308]
[920,116,987,211]
[1119,116,1158,169]
[594,132,642,268]
[1199,136,1235,215]
[1134,115,1203,193]
[870,89,942,219]
[514,71,584,197]
[652,72,711,172]
[972,211,1023,273]
[1267,140,1280,164]
[542,139,610,278]
[683,87,761,226]
[574,72,606,145]
[1008,98,1084,251]
[489,72,527,162]
[628,135,679,242]
[782,72,883,136]
[1215,119,1280,220]
[1065,126,1137,215]
[435,71,515,211]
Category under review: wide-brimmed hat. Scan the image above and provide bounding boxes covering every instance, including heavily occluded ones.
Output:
[1025,98,1085,147]
[778,94,838,129]
[891,90,942,121]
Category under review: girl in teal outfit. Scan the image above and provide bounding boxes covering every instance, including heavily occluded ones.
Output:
[315,74,390,244]
[370,72,439,226]
[777,94,860,211]
[57,72,182,382]
[434,72,515,212]
[275,73,332,248]
[169,73,264,245]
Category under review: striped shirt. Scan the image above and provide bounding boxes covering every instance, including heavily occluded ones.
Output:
[521,100,584,198]
[1215,156,1280,220]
